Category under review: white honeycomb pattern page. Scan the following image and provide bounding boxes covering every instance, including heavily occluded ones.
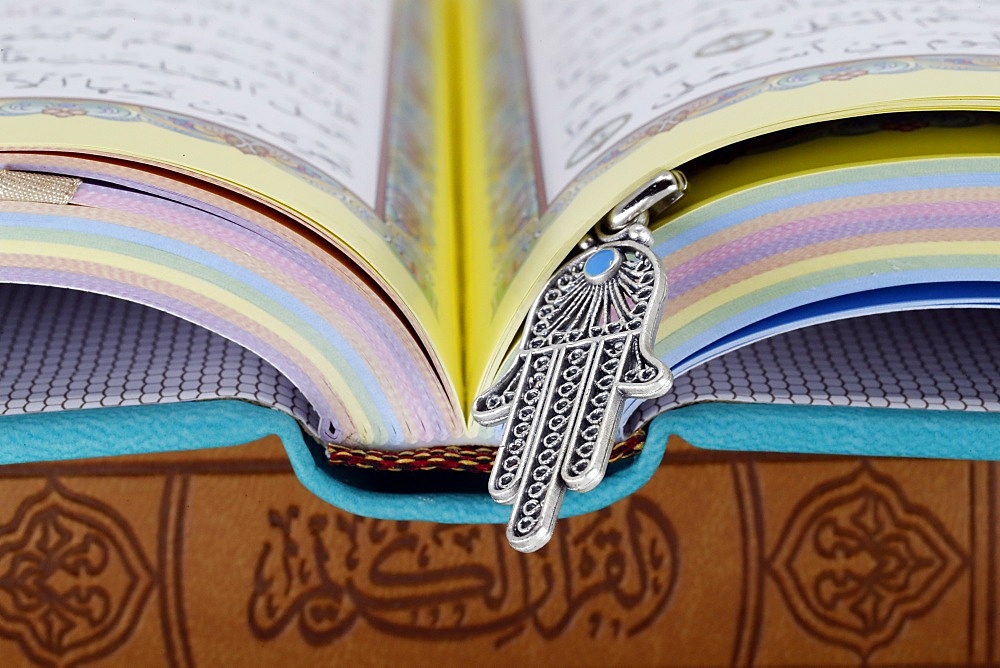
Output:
[629,308,1000,433]
[0,284,319,434]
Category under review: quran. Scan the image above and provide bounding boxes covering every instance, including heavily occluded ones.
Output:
[1,0,1000,527]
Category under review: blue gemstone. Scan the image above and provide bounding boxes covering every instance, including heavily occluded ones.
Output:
[584,248,620,279]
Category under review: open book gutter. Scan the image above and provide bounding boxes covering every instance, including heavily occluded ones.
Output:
[0,164,685,553]
[6,116,1000,552]
[6,110,1000,557]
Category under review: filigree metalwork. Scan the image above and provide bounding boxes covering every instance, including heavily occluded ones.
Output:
[474,231,671,552]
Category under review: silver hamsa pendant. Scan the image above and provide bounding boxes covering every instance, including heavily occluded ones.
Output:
[473,172,685,552]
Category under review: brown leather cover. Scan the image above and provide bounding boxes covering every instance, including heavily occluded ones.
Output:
[0,436,992,666]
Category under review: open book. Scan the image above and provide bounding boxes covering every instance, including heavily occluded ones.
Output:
[2,0,1000,513]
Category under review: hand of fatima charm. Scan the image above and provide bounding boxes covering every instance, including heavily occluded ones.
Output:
[473,171,686,552]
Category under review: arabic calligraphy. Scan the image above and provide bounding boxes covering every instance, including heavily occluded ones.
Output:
[522,0,1000,199]
[247,495,678,646]
[0,0,393,207]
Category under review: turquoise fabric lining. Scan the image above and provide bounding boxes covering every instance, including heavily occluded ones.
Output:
[5,399,993,524]
[654,401,1000,459]
[0,400,669,524]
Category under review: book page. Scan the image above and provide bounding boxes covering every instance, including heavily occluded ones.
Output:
[465,0,1000,411]
[0,0,392,208]
[0,0,466,409]
[522,0,1000,202]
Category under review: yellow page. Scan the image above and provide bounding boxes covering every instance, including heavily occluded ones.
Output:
[0,0,464,411]
[669,122,1000,218]
[462,0,1000,416]
[652,121,1000,358]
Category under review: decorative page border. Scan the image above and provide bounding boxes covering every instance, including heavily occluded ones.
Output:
[0,97,356,198]
[480,0,544,307]
[381,0,439,306]
[0,2,441,303]
[542,55,1000,221]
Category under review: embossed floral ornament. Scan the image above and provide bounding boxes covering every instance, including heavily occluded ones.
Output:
[0,481,153,666]
[769,464,965,658]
